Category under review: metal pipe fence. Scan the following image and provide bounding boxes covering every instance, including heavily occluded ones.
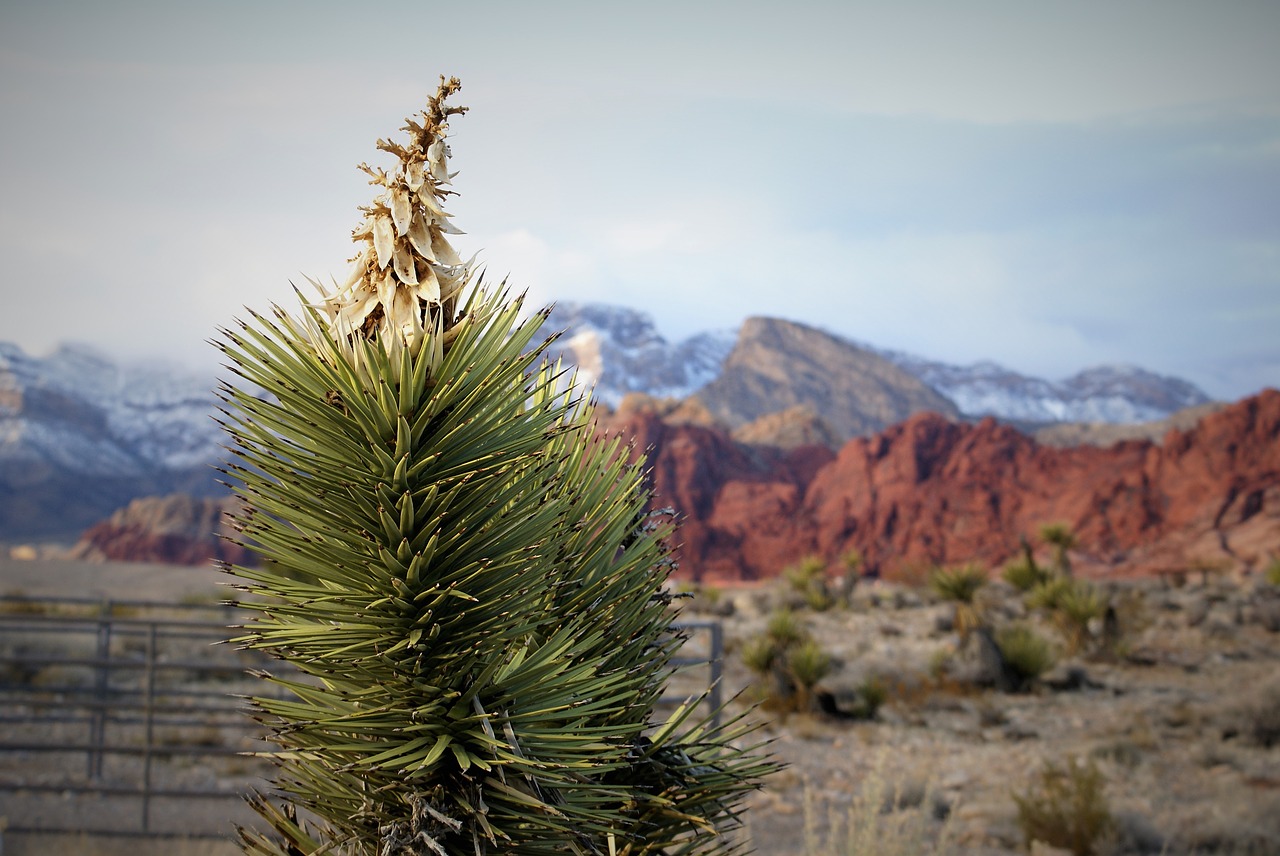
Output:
[0,595,721,839]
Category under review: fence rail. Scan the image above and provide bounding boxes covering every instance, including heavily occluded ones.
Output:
[0,595,721,839]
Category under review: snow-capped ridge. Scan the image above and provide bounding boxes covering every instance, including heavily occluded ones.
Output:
[544,302,735,408]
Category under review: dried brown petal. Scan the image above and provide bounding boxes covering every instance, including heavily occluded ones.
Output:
[389,287,415,333]
[376,272,396,308]
[433,215,464,236]
[393,241,418,284]
[389,186,412,236]
[416,186,448,218]
[414,265,441,305]
[372,214,396,270]
[407,212,436,261]
[405,160,426,192]
[427,139,449,183]
[430,229,462,267]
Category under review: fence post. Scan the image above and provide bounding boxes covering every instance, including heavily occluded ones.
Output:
[141,621,158,833]
[88,599,113,780]
[708,622,723,730]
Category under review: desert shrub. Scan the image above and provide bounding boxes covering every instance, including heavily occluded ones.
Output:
[743,609,837,714]
[995,623,1056,690]
[1053,580,1107,654]
[1003,557,1051,592]
[787,640,834,709]
[1264,556,1280,587]
[1013,756,1115,856]
[928,564,988,603]
[1099,588,1150,659]
[767,607,808,649]
[1039,522,1079,576]
[1221,677,1280,748]
[837,549,863,607]
[845,675,888,720]
[740,635,778,676]
[929,564,988,637]
[1026,576,1073,611]
[786,555,835,611]
[802,763,954,856]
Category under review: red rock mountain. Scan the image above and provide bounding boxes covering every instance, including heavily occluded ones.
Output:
[72,494,252,567]
[598,389,1280,582]
[73,391,1280,583]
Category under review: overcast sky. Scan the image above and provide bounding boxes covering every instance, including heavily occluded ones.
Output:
[1,1,1277,400]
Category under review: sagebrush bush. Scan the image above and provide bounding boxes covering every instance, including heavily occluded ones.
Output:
[995,623,1056,690]
[1013,756,1115,856]
[802,761,954,856]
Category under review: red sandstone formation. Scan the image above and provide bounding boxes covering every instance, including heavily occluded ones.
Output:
[599,389,1280,582]
[77,391,1280,582]
[73,494,251,567]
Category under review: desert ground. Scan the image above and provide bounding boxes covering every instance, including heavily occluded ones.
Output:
[2,555,1279,855]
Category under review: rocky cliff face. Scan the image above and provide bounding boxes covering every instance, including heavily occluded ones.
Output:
[690,317,960,442]
[598,389,1280,582]
[72,494,250,566]
[2,309,1218,540]
[75,390,1279,576]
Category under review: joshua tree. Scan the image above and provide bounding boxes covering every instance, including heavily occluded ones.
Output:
[219,77,775,856]
[1039,522,1079,578]
[836,548,862,608]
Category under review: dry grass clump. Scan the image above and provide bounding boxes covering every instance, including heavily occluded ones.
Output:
[801,765,954,856]
[1012,755,1114,856]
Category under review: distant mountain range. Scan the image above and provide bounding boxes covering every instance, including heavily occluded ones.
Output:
[545,302,1212,431]
[1,303,1217,540]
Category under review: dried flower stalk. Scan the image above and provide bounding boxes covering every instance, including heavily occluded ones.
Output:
[310,76,474,354]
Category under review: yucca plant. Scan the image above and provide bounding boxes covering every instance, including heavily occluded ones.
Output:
[1002,557,1050,593]
[927,564,988,638]
[1039,522,1078,578]
[218,77,776,856]
[1052,580,1106,655]
[784,556,833,611]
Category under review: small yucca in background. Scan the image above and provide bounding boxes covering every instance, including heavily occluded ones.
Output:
[218,76,775,856]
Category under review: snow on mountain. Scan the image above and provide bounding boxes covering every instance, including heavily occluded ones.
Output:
[0,306,1215,500]
[535,304,1213,426]
[876,349,1212,424]
[543,303,735,408]
[0,341,223,474]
